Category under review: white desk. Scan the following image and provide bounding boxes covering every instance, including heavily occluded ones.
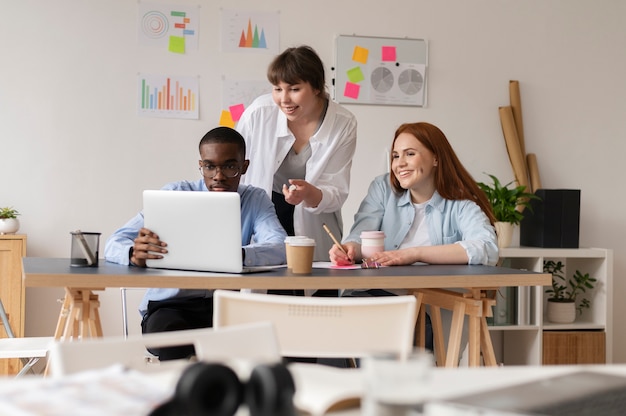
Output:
[2,363,626,415]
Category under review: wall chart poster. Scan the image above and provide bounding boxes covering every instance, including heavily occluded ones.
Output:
[335,35,428,107]
[138,3,199,54]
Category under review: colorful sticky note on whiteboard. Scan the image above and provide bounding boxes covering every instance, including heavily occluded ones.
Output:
[381,46,397,62]
[229,104,245,122]
[346,66,365,83]
[352,46,369,64]
[219,110,235,128]
[169,36,185,54]
[343,82,360,99]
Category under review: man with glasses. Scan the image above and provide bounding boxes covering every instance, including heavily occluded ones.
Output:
[104,126,287,360]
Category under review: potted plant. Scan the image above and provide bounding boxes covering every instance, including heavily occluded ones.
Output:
[477,173,539,248]
[0,206,21,235]
[544,260,597,324]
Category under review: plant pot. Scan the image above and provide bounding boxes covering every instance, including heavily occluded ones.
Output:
[547,299,576,324]
[495,222,514,248]
[0,218,20,235]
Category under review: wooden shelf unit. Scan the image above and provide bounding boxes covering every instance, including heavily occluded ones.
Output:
[0,234,27,375]
[491,247,613,366]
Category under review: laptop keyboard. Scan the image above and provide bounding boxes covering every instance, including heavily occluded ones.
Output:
[531,387,626,416]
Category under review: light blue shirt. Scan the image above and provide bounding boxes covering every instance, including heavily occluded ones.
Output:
[345,173,499,266]
[104,180,287,316]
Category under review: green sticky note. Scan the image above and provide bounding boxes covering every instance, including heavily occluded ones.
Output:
[169,36,185,54]
[347,66,365,83]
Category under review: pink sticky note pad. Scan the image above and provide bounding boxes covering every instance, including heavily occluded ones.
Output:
[343,82,360,99]
[229,104,245,121]
[381,46,397,62]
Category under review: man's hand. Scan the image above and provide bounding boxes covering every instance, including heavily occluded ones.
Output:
[131,227,168,267]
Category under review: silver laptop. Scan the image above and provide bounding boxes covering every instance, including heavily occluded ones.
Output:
[143,190,275,273]
[426,370,626,416]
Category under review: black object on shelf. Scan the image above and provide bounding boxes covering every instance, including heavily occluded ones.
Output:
[520,189,581,248]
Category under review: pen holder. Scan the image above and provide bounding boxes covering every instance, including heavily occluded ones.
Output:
[70,231,101,267]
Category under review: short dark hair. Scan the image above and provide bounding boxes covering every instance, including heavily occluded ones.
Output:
[199,127,246,159]
[267,45,326,94]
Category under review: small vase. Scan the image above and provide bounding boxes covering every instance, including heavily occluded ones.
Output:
[547,300,576,324]
[0,218,20,235]
[494,222,514,248]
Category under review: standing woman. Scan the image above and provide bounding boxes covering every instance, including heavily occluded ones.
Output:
[237,45,357,262]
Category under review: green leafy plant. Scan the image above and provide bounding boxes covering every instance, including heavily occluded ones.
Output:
[0,207,20,219]
[477,173,539,225]
[544,260,597,314]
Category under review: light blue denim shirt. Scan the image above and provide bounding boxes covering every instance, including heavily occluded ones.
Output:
[345,173,499,266]
[104,180,287,316]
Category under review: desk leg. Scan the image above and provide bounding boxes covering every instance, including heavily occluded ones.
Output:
[53,292,71,340]
[445,302,465,368]
[480,317,497,366]
[430,306,446,367]
[468,313,480,366]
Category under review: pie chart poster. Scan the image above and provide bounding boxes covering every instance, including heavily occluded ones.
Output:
[335,35,428,107]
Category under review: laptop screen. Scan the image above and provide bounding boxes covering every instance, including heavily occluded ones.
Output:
[143,190,244,273]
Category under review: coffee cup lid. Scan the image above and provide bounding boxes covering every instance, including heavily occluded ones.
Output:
[360,231,385,239]
[285,235,309,243]
[288,237,316,246]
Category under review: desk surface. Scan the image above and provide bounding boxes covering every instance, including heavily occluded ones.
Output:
[2,363,625,416]
[23,257,550,290]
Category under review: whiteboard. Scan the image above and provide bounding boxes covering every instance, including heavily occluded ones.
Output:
[333,35,428,107]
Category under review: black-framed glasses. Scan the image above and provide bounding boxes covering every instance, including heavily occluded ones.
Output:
[199,163,240,179]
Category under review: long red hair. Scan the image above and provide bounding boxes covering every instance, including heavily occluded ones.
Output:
[389,122,496,225]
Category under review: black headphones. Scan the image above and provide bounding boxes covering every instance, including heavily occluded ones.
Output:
[150,361,296,416]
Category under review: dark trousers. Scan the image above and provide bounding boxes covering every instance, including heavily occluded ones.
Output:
[141,297,213,361]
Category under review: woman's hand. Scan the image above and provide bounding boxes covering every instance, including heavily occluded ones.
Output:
[367,248,419,267]
[282,179,322,208]
[131,227,168,267]
[329,242,358,265]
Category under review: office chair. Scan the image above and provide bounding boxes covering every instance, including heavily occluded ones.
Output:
[48,321,281,377]
[212,290,418,360]
[0,297,54,377]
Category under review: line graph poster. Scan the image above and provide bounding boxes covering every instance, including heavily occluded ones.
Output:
[220,9,279,54]
[138,73,199,119]
[335,35,428,107]
[138,3,199,54]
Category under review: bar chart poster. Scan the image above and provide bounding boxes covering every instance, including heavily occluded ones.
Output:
[220,9,279,54]
[138,74,199,119]
[138,3,199,54]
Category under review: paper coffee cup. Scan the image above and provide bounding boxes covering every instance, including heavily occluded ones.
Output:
[288,237,316,274]
[360,231,385,259]
[284,236,309,269]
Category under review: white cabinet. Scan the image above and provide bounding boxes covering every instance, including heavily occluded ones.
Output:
[490,247,613,366]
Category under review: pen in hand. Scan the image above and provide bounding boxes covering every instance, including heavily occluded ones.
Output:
[322,223,350,261]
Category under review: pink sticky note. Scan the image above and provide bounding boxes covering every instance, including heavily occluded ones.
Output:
[343,82,360,99]
[381,46,396,62]
[229,104,245,122]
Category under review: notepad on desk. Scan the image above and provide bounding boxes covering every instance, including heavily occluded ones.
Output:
[289,363,363,416]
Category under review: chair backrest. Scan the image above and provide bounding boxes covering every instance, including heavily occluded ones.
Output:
[212,290,417,358]
[48,321,280,377]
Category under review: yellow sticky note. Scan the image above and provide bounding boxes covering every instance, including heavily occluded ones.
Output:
[352,46,369,64]
[169,36,185,54]
[219,110,235,128]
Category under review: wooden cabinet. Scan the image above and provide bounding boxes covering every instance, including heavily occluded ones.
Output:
[0,234,26,375]
[490,247,612,366]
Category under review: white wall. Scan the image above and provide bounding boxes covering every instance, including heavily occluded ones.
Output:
[2,1,625,361]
